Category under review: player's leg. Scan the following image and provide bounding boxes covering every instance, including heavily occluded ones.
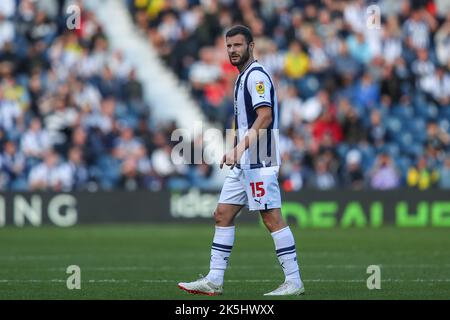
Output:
[214,202,243,227]
[178,168,246,295]
[177,203,243,296]
[206,203,244,286]
[243,166,304,295]
[260,207,286,232]
[260,208,304,295]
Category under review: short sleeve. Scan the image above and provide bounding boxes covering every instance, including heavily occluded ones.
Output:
[247,70,272,110]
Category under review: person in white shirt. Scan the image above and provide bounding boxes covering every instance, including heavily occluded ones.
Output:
[20,118,52,160]
[179,25,304,297]
[0,90,21,132]
[0,13,14,50]
[61,147,89,190]
[420,67,450,106]
[28,150,72,191]
[0,0,15,18]
[280,84,303,131]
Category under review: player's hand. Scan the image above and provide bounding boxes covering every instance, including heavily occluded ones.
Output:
[220,147,242,169]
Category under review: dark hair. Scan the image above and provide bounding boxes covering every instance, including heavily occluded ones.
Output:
[225,25,253,44]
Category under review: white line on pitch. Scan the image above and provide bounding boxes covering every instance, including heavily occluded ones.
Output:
[1,279,449,283]
[43,264,450,271]
[1,250,448,261]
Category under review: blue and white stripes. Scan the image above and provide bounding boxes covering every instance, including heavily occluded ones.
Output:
[276,245,296,258]
[211,242,233,254]
[207,226,235,284]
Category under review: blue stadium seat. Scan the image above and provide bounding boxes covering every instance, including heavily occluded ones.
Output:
[96,155,121,188]
[296,75,320,100]
[414,103,429,118]
[336,143,350,161]
[426,103,439,120]
[409,117,426,134]
[395,156,412,178]
[391,105,414,120]
[359,144,375,170]
[397,132,413,151]
[439,108,450,125]
[438,119,450,134]
[384,142,400,158]
[386,116,403,135]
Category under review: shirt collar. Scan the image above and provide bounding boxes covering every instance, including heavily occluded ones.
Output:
[239,59,257,75]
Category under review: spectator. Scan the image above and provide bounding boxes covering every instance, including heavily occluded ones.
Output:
[382,15,403,65]
[425,121,450,153]
[0,141,26,190]
[407,156,439,190]
[380,64,403,106]
[307,35,331,76]
[0,0,15,19]
[341,106,367,145]
[411,48,435,86]
[300,89,327,123]
[118,157,146,191]
[308,157,337,190]
[438,155,450,189]
[28,150,72,191]
[0,89,21,133]
[312,104,343,146]
[20,117,51,160]
[342,149,365,190]
[353,72,380,111]
[64,147,89,190]
[0,12,14,50]
[189,47,221,97]
[280,85,303,131]
[420,66,450,107]
[333,41,361,80]
[367,109,388,148]
[402,9,436,50]
[123,68,144,104]
[346,31,373,65]
[283,40,309,81]
[369,153,400,190]
[113,126,144,161]
[434,14,450,67]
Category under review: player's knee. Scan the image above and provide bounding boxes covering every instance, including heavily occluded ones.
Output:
[262,217,276,231]
[214,208,233,226]
[261,212,286,232]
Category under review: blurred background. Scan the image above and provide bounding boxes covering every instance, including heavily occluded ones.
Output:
[0,0,450,301]
[0,0,450,194]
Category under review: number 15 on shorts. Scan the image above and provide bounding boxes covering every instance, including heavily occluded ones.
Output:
[250,182,265,198]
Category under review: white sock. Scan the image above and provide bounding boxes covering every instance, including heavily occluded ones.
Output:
[271,226,303,287]
[206,225,235,286]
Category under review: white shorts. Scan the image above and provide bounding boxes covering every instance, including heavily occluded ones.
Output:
[218,166,282,211]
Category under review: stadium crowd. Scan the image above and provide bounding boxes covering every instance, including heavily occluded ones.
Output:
[129,0,450,191]
[0,0,449,191]
[0,0,194,191]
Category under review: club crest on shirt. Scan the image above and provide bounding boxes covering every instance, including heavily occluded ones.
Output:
[256,81,265,95]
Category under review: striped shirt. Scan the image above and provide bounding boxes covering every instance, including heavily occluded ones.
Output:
[233,60,280,169]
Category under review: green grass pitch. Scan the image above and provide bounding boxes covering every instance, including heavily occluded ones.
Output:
[0,224,449,300]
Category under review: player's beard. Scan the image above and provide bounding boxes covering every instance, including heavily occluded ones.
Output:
[229,47,250,68]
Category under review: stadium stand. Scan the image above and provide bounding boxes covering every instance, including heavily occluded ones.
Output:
[127,0,450,191]
[0,0,449,191]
